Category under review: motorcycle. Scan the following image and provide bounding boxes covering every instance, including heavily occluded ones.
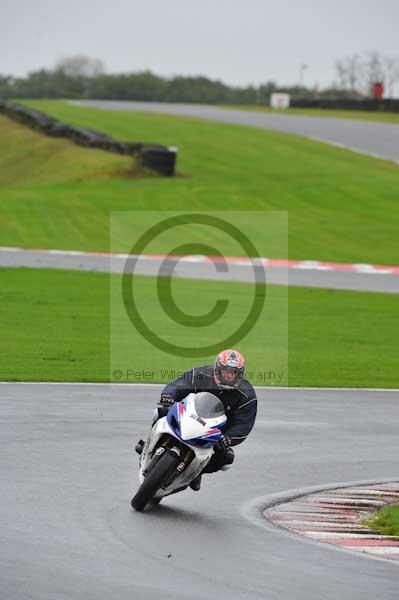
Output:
[131,391,227,511]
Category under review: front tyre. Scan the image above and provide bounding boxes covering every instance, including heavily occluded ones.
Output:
[131,449,180,511]
[149,497,162,505]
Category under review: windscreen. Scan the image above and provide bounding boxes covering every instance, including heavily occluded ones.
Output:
[193,392,225,419]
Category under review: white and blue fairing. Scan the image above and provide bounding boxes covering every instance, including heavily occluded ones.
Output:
[167,392,227,448]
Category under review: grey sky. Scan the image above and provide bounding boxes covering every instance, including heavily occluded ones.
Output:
[1,0,398,87]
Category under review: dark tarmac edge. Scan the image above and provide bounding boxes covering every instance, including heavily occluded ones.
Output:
[1,382,399,391]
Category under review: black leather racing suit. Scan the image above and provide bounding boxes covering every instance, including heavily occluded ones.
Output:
[161,365,257,472]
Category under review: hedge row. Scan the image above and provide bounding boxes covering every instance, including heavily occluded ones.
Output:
[291,97,399,113]
[0,100,177,176]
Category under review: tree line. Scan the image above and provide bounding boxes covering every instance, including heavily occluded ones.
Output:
[1,53,397,104]
[0,69,299,104]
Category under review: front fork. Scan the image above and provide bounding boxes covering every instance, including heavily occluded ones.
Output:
[144,438,194,487]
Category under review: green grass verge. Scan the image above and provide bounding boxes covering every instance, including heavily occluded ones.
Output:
[364,505,399,536]
[0,99,397,265]
[222,104,399,125]
[0,114,135,187]
[1,267,398,387]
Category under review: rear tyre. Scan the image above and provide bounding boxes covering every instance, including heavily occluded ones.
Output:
[131,450,179,511]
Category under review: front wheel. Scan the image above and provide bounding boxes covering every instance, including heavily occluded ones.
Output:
[131,449,180,511]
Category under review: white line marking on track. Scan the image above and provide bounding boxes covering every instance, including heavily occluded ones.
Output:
[353,547,399,555]
[0,382,398,391]
[303,532,399,539]
[277,520,369,528]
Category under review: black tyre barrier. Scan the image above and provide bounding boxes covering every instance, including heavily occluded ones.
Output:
[47,122,75,138]
[124,141,144,155]
[0,100,177,176]
[139,146,177,176]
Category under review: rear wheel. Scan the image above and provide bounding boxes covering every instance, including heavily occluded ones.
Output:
[131,450,180,511]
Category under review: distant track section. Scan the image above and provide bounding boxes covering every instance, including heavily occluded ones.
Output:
[73,100,399,163]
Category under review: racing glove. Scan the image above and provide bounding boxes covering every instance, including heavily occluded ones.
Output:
[160,394,175,407]
[218,434,232,450]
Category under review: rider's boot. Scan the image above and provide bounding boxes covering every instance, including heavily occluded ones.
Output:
[189,474,202,491]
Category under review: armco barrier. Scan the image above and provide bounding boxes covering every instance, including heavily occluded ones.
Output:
[0,100,177,176]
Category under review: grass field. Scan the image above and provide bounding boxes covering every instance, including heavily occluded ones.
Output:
[0,99,397,264]
[223,104,399,125]
[2,101,398,387]
[0,114,135,187]
[1,267,398,387]
[364,505,399,536]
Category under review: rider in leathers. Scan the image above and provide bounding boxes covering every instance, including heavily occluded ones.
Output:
[157,349,257,491]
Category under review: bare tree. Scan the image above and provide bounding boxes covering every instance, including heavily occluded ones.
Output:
[55,55,106,78]
[335,51,399,97]
[335,59,348,90]
[346,54,362,93]
[382,55,399,97]
[391,59,399,97]
[363,51,384,93]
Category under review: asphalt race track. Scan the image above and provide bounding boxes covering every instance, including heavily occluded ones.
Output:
[73,100,399,163]
[2,383,399,600]
[1,248,399,294]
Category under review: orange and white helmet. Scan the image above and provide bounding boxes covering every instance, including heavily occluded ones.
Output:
[214,349,246,389]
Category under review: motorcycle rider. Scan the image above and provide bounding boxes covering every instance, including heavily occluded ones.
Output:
[154,349,257,491]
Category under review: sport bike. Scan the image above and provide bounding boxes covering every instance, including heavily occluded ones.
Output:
[131,391,227,511]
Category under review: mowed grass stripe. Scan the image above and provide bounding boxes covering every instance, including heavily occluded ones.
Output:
[0,114,134,186]
[0,100,396,264]
[1,267,398,387]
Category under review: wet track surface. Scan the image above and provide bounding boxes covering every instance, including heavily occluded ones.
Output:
[2,383,399,600]
[73,100,399,162]
[2,248,399,293]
